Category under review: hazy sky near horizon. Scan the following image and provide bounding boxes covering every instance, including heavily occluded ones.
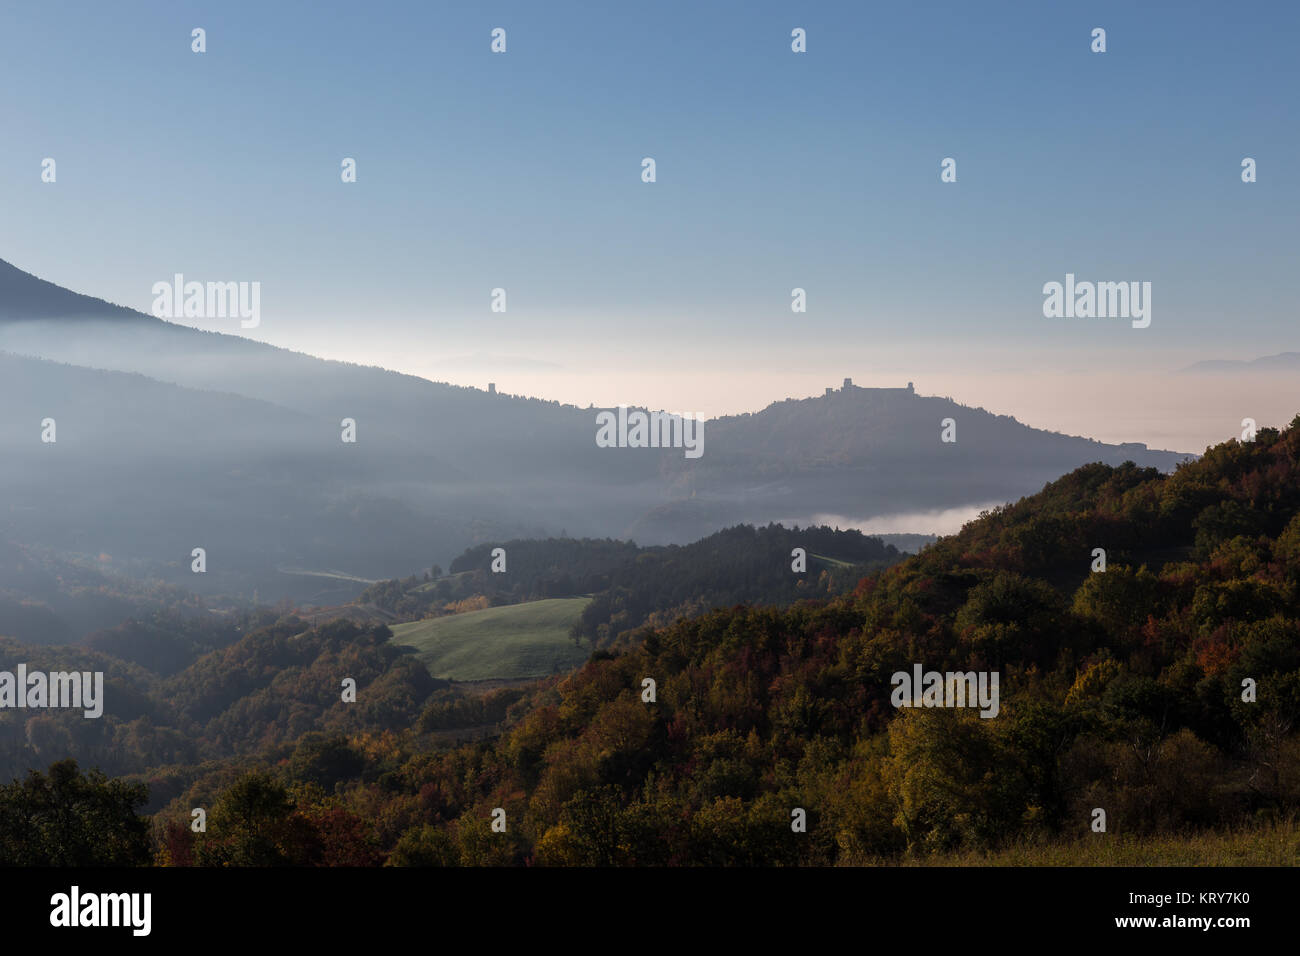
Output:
[2,0,1297,452]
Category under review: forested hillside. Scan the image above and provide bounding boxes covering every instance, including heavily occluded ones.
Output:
[4,419,1299,865]
[357,524,900,645]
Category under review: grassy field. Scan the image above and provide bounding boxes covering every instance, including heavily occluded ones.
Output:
[389,597,592,680]
[862,819,1300,866]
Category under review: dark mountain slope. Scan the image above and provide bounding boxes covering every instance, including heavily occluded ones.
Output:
[0,259,143,322]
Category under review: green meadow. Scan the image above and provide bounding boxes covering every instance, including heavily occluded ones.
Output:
[389,597,592,680]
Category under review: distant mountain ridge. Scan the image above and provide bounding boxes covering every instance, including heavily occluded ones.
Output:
[0,258,1196,599]
[1180,352,1300,373]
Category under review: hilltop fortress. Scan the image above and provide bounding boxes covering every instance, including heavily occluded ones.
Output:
[826,378,915,397]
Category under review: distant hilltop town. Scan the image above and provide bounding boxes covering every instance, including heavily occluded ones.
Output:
[826,378,914,396]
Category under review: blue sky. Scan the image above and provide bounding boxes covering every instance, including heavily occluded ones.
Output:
[2,1,1297,447]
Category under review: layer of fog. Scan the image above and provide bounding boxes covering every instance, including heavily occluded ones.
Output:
[782,502,1007,538]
